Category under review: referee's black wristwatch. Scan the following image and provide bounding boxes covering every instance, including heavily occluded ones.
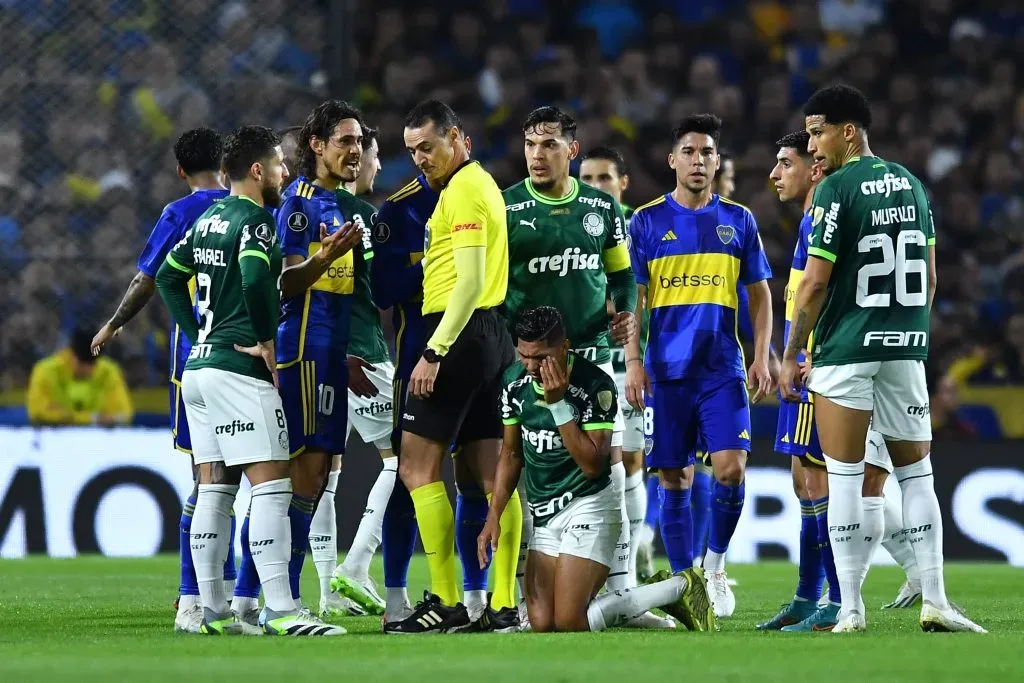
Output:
[422,348,442,363]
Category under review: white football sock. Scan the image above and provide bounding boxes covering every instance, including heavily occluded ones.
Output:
[191,484,238,614]
[861,496,885,607]
[586,575,686,631]
[386,587,410,619]
[606,461,633,590]
[624,469,646,578]
[881,481,920,584]
[895,455,948,610]
[341,457,397,579]
[465,589,488,620]
[177,594,199,612]
[703,550,725,573]
[824,455,867,618]
[516,484,533,603]
[231,595,258,615]
[310,468,339,599]
[248,477,296,614]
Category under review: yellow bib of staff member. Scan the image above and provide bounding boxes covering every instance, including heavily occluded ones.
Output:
[421,161,508,314]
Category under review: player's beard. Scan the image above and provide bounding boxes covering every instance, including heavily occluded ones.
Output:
[262,182,283,208]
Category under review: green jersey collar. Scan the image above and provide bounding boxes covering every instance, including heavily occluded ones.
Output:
[525,177,580,205]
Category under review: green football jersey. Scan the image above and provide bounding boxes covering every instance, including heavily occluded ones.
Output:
[165,195,282,382]
[503,177,630,365]
[500,352,617,527]
[336,189,389,365]
[807,157,935,366]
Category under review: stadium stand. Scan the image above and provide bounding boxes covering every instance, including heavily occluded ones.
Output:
[0,0,1021,436]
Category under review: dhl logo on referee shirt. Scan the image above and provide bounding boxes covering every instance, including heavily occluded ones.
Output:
[647,252,739,309]
[452,223,481,233]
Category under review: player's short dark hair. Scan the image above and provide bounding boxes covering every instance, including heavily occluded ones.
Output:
[222,126,282,181]
[173,128,222,176]
[403,99,463,135]
[672,114,722,149]
[803,83,872,132]
[522,106,577,140]
[277,125,302,139]
[775,131,812,157]
[298,99,365,178]
[516,306,567,347]
[714,149,733,179]
[70,326,96,363]
[582,146,628,176]
[361,125,378,151]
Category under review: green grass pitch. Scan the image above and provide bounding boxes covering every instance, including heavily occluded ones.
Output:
[0,557,1019,682]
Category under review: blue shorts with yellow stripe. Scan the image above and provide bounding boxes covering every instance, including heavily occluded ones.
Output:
[774,397,823,465]
[170,380,192,454]
[279,349,349,457]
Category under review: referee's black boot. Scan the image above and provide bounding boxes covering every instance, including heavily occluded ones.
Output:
[383,591,471,635]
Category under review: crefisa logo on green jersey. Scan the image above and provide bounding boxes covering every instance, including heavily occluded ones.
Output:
[522,427,564,452]
[528,247,601,276]
[823,202,840,244]
[860,173,912,197]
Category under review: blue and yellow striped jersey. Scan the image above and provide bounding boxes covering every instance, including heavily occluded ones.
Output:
[368,175,438,380]
[136,187,229,384]
[628,193,771,382]
[274,177,369,366]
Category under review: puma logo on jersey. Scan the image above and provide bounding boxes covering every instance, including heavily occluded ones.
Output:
[520,218,537,230]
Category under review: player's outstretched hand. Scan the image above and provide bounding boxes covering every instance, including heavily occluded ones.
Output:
[410,355,440,399]
[234,340,279,389]
[347,355,378,398]
[778,356,804,403]
[478,515,500,570]
[609,311,635,346]
[747,357,772,404]
[317,221,362,264]
[539,356,568,405]
[90,323,121,356]
[625,360,650,412]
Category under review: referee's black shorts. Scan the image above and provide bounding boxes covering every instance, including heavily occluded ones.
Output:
[401,308,515,446]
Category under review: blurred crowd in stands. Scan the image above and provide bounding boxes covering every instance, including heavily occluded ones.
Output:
[1,0,1022,399]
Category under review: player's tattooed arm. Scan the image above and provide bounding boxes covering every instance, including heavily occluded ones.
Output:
[92,271,156,354]
[108,271,156,329]
[783,255,831,360]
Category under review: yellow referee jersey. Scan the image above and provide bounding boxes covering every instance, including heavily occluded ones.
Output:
[422,161,508,315]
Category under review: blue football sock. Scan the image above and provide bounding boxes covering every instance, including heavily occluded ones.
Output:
[795,499,825,601]
[178,492,199,596]
[660,487,693,572]
[690,470,713,560]
[643,476,661,529]
[233,511,262,599]
[382,476,418,588]
[288,494,316,601]
[222,511,237,582]
[707,480,745,554]
[455,490,490,591]
[814,497,842,603]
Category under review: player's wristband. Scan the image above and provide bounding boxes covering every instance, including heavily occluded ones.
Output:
[548,399,574,426]
[626,358,642,365]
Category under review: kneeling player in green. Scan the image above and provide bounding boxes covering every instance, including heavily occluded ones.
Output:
[479,306,714,633]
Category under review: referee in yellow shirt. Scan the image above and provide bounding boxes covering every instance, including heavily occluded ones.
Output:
[387,100,516,634]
